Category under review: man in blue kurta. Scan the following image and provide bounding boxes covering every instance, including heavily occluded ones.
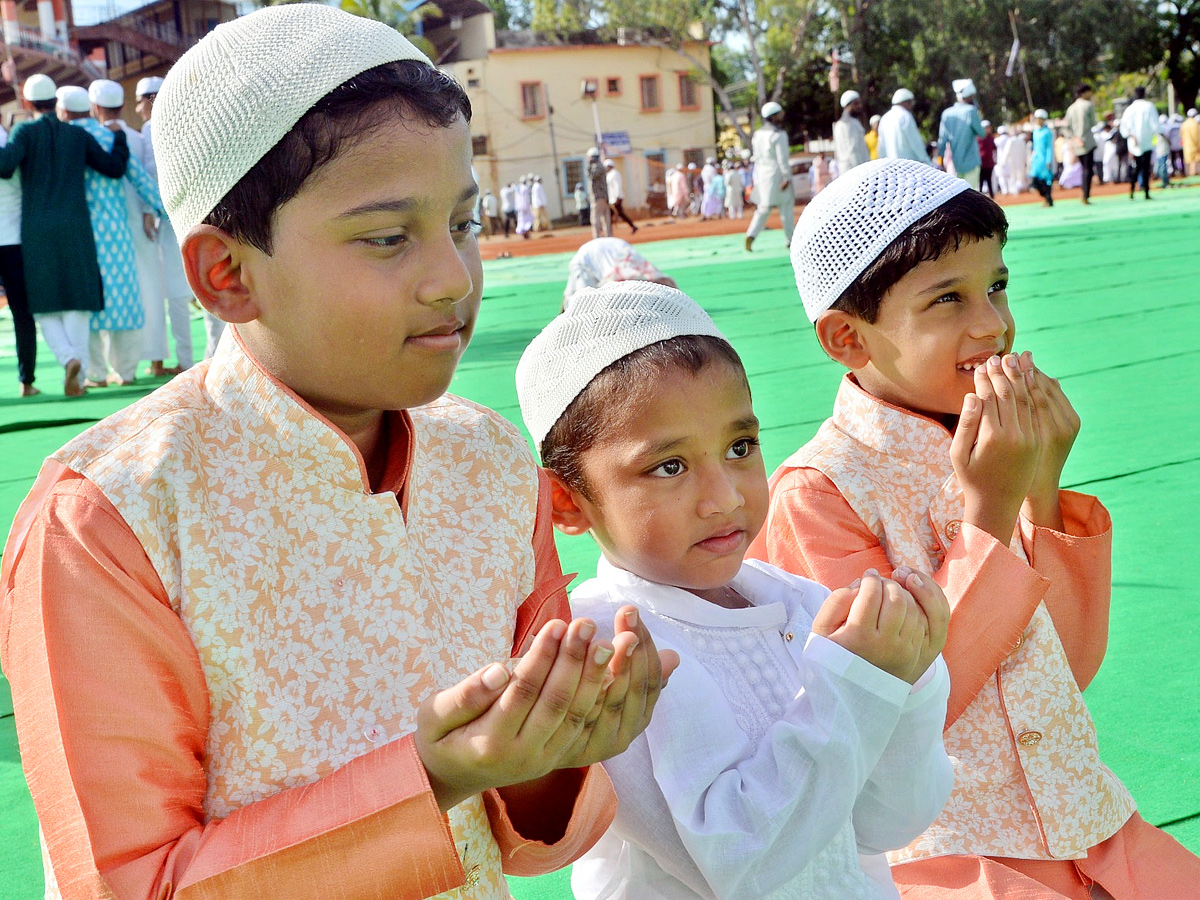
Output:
[936,78,985,189]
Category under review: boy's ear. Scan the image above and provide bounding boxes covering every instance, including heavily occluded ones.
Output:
[181,225,262,325]
[546,470,593,536]
[814,309,872,370]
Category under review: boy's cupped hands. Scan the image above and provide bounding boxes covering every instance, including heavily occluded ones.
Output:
[812,568,950,685]
[415,607,679,811]
[953,351,1079,540]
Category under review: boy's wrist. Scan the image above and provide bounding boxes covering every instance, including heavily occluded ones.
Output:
[962,496,1022,546]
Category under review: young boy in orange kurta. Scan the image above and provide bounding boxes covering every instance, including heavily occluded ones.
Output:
[0,7,676,900]
[748,158,1200,899]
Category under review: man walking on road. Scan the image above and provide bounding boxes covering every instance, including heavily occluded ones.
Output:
[745,101,794,251]
[1063,83,1098,204]
[937,78,985,188]
[877,89,930,164]
[832,90,869,177]
[1120,87,1158,200]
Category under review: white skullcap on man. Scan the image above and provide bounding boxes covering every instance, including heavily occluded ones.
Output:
[1190,108,1198,118]
[953,79,977,100]
[1034,109,1049,120]
[839,90,860,108]
[89,79,125,109]
[56,85,91,113]
[762,101,783,119]
[135,76,164,98]
[23,74,56,102]
[154,3,431,239]
[789,158,969,323]
[892,88,914,105]
[516,282,727,450]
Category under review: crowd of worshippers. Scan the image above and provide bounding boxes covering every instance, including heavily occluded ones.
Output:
[828,79,1195,207]
[0,73,225,399]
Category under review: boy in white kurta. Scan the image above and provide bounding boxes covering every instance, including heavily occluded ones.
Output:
[516,283,954,900]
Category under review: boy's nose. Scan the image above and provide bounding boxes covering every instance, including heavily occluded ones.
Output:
[416,234,475,308]
[697,467,744,517]
[971,301,1009,340]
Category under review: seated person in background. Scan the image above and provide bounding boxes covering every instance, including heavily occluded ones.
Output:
[563,236,676,310]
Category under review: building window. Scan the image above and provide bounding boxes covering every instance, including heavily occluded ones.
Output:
[683,148,704,168]
[521,81,545,119]
[639,75,661,112]
[563,157,586,196]
[472,135,489,156]
[678,73,699,110]
[606,77,622,96]
[467,77,480,88]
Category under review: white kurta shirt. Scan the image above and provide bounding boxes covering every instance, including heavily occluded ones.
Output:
[570,558,953,900]
[750,123,791,206]
[877,106,931,164]
[833,112,870,175]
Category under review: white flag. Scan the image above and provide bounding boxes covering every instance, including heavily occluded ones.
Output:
[1005,38,1020,78]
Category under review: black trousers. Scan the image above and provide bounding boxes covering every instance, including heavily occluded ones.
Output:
[1079,153,1094,200]
[1130,151,1152,197]
[0,243,36,386]
[980,166,995,196]
[612,198,637,232]
[1031,176,1054,205]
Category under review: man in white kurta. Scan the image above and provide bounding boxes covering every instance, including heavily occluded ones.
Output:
[833,90,870,177]
[745,101,795,251]
[877,90,931,164]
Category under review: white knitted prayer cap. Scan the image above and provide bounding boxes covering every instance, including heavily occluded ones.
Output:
[1034,109,1049,120]
[89,79,124,109]
[891,88,914,104]
[790,157,969,323]
[761,101,783,119]
[135,76,164,98]
[56,86,90,114]
[953,79,976,99]
[154,3,431,239]
[23,74,55,102]
[839,90,860,108]
[516,282,728,450]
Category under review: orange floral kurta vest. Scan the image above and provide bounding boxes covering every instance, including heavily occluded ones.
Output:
[50,332,540,899]
[778,377,1133,862]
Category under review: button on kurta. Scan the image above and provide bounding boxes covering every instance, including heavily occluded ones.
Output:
[1010,632,1025,655]
[944,519,961,541]
[1017,730,1042,746]
[784,631,794,642]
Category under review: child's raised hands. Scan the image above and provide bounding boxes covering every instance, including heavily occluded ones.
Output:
[951,353,1041,544]
[414,611,677,811]
[811,568,947,684]
[1019,351,1079,530]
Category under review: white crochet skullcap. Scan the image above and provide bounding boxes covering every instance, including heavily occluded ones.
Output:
[953,79,977,99]
[23,74,55,102]
[839,90,860,108]
[761,101,783,119]
[56,85,90,113]
[1034,108,1049,120]
[89,79,124,109]
[790,157,969,322]
[135,76,164,97]
[154,3,431,239]
[892,88,914,104]
[981,119,991,127]
[516,281,728,450]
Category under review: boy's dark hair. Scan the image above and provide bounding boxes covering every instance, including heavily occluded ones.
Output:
[204,60,471,254]
[829,189,1008,324]
[1077,83,1092,96]
[542,335,747,499]
[31,99,56,113]
[1134,86,1147,99]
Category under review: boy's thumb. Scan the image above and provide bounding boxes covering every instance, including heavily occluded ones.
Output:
[420,663,510,739]
[812,586,856,638]
[950,393,981,468]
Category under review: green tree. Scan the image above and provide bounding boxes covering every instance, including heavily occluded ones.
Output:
[1157,1,1200,109]
[336,0,443,57]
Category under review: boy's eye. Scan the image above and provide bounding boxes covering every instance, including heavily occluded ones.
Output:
[649,459,685,478]
[931,293,959,306]
[988,280,1008,294]
[454,219,483,237]
[727,437,760,460]
[363,234,406,248]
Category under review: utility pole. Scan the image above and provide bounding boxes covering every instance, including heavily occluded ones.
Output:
[545,84,564,221]
[1008,9,1036,116]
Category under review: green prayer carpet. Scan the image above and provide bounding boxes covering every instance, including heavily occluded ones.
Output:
[1,186,1197,899]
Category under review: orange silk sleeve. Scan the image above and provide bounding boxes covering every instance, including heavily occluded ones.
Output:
[1018,490,1113,691]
